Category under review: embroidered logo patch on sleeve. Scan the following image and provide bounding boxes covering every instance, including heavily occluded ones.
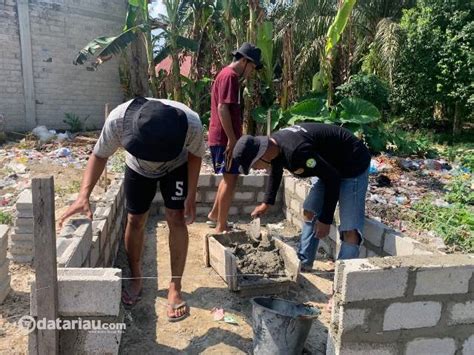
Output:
[306,158,317,168]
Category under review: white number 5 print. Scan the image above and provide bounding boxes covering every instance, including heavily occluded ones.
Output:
[176,181,184,196]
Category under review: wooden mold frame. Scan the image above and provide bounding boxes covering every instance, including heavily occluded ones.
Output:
[203,231,301,296]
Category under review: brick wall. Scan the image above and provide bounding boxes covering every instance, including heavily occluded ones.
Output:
[282,176,437,259]
[0,0,126,131]
[152,174,283,217]
[328,255,474,354]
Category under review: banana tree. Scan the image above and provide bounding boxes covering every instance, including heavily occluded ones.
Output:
[73,0,197,100]
[313,0,357,106]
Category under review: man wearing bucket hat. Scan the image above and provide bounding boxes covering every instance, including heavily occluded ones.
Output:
[207,42,262,233]
[59,97,206,321]
[232,123,371,269]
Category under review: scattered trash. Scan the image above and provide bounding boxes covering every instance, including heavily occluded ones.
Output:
[54,147,72,158]
[32,125,56,142]
[368,193,387,204]
[394,196,407,205]
[56,132,70,142]
[223,315,238,325]
[211,308,225,321]
[266,222,284,230]
[6,162,27,174]
[376,174,391,187]
[433,199,450,208]
[398,158,420,171]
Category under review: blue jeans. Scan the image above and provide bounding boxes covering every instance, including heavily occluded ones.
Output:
[298,168,369,266]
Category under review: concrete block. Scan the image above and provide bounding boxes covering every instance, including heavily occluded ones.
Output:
[337,343,398,355]
[228,206,239,216]
[358,245,367,258]
[383,232,430,256]
[214,175,223,187]
[90,235,100,267]
[31,268,122,317]
[284,176,296,194]
[328,225,338,242]
[9,233,33,242]
[406,338,456,355]
[463,335,474,355]
[234,191,254,202]
[56,226,92,268]
[17,210,33,218]
[414,267,472,295]
[0,275,11,304]
[205,191,216,203]
[14,217,33,228]
[366,249,378,257]
[82,323,123,354]
[383,301,442,330]
[448,301,474,325]
[13,224,33,234]
[290,198,301,214]
[9,240,33,254]
[92,219,108,251]
[196,206,209,216]
[295,181,308,200]
[0,260,9,280]
[198,174,211,187]
[362,218,385,247]
[339,308,367,333]
[8,254,33,263]
[341,259,408,302]
[242,205,256,214]
[242,175,264,187]
[16,189,32,211]
[257,191,265,202]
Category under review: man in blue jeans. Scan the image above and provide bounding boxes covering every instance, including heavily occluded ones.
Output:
[232,123,371,269]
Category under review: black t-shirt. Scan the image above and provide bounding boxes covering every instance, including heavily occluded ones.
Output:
[265,123,371,224]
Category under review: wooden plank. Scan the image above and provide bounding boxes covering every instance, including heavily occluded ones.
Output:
[208,237,227,282]
[224,249,238,291]
[274,237,301,281]
[202,234,210,267]
[32,177,59,354]
[102,103,110,191]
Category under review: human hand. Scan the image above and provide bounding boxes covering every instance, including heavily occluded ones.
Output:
[184,196,196,225]
[251,203,269,218]
[59,196,92,228]
[314,220,330,239]
[224,138,237,169]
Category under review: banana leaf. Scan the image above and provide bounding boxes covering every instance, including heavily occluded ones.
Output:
[74,24,147,65]
[338,97,381,124]
[324,0,357,56]
[256,21,274,86]
[154,46,170,65]
[176,35,198,52]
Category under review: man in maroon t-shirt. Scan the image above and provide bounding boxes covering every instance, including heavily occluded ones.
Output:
[207,42,262,232]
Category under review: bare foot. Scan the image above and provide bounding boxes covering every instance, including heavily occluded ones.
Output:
[215,223,233,233]
[325,294,334,313]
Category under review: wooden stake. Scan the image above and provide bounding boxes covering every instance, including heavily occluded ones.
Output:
[32,176,59,355]
[102,103,110,192]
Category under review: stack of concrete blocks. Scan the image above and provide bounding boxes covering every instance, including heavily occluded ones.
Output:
[54,178,125,269]
[30,268,123,354]
[327,255,474,355]
[153,174,283,217]
[9,189,34,263]
[0,225,10,303]
[91,179,126,267]
[283,177,437,259]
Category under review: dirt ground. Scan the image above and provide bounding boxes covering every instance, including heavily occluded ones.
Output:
[117,216,333,354]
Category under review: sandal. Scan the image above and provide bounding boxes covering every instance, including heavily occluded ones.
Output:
[167,301,190,322]
[121,288,143,307]
[206,220,234,229]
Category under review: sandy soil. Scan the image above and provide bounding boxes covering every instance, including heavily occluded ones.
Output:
[117,216,333,354]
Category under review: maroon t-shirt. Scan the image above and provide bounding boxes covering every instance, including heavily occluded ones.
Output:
[208,66,242,146]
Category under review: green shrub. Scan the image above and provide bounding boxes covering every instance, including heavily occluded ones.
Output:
[335,74,390,111]
[0,211,13,225]
[64,113,90,132]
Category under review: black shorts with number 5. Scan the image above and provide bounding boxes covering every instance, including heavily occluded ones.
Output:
[124,163,188,215]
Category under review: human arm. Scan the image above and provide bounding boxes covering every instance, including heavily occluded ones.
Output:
[218,103,237,163]
[59,154,107,226]
[251,158,284,218]
[184,152,202,224]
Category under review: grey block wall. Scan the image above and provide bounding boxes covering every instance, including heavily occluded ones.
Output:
[0,0,126,131]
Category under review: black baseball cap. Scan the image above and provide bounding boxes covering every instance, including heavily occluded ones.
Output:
[232,42,263,70]
[121,97,188,162]
[232,135,269,175]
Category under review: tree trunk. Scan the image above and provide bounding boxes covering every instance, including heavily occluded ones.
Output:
[453,102,463,136]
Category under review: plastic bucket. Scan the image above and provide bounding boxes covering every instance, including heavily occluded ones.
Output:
[251,297,320,355]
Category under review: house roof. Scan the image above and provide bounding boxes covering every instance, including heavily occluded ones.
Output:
[155,55,192,77]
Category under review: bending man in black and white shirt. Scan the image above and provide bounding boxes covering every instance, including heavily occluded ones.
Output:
[60,97,205,321]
